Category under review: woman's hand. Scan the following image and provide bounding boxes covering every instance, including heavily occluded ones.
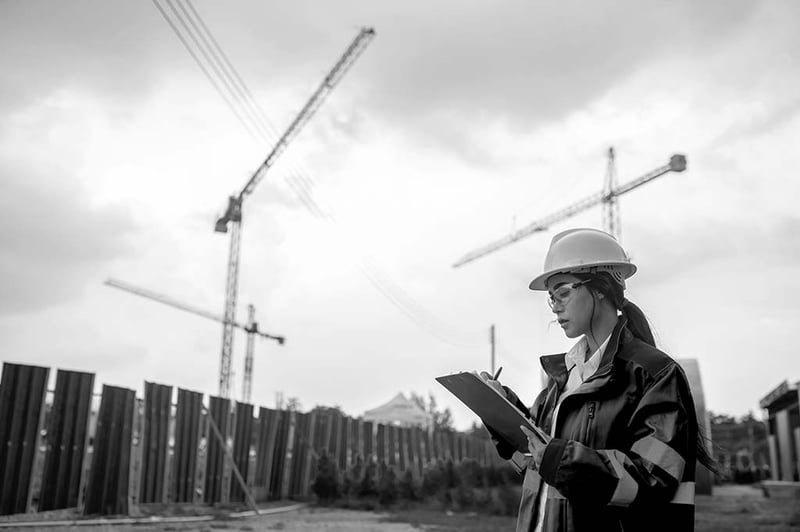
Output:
[479,371,507,398]
[520,425,551,470]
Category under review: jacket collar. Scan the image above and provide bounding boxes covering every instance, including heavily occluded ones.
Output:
[540,316,629,387]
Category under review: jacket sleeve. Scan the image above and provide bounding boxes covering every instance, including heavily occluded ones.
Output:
[537,363,697,508]
[485,386,541,460]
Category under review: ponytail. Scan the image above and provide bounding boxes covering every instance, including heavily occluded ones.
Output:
[577,271,719,476]
[620,299,655,347]
[576,272,656,347]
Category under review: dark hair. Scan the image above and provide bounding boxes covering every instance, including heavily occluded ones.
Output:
[574,271,719,475]
[574,272,655,346]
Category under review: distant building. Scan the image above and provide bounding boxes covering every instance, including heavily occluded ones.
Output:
[362,393,432,429]
[760,379,799,481]
[676,359,713,494]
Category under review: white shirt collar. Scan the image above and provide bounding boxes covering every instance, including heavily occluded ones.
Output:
[564,332,613,382]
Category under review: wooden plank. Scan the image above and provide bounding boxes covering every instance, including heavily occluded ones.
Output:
[0,363,50,516]
[83,385,135,516]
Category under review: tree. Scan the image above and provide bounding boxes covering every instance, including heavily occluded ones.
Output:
[410,391,454,431]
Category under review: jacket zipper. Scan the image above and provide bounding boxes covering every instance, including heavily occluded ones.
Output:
[585,401,596,443]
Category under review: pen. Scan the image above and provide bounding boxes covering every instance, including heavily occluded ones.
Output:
[493,366,503,380]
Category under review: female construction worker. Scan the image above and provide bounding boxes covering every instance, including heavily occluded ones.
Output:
[483,228,712,532]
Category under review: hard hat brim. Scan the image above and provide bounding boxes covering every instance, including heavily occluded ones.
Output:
[528,262,637,291]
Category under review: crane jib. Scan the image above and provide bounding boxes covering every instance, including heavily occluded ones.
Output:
[452,154,686,268]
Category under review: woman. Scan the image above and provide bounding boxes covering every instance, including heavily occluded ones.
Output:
[484,228,710,532]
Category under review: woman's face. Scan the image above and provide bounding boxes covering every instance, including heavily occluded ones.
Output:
[546,273,595,339]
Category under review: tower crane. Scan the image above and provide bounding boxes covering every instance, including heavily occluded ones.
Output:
[213,27,375,398]
[104,278,284,404]
[452,149,687,268]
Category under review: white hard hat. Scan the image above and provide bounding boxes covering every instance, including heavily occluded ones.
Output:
[528,228,637,291]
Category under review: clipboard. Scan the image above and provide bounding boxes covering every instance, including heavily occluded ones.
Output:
[436,371,548,453]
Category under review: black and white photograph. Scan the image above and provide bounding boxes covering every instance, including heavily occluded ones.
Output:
[1,1,799,530]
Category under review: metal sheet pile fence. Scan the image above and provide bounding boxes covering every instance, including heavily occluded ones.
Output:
[0,362,501,517]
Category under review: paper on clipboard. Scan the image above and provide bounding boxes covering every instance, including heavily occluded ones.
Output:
[436,371,548,453]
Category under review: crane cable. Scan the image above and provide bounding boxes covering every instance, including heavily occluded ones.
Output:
[150,0,532,368]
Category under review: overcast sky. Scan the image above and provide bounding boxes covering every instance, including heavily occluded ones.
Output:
[1,0,798,430]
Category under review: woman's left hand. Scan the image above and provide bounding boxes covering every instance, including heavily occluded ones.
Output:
[520,425,551,470]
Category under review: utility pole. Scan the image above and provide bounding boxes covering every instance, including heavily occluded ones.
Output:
[490,324,496,374]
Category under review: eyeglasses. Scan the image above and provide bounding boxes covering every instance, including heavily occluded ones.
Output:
[547,279,591,310]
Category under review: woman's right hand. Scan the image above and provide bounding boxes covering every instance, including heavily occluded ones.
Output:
[479,371,507,398]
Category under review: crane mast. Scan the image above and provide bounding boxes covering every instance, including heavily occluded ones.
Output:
[105,278,284,403]
[242,304,257,404]
[214,27,375,398]
[603,147,620,240]
[452,151,687,268]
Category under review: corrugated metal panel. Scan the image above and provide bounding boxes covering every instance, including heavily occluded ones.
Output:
[362,421,374,461]
[229,402,253,503]
[332,411,343,469]
[139,382,172,503]
[409,426,422,476]
[349,417,361,465]
[0,363,49,515]
[254,407,278,493]
[204,396,231,504]
[375,423,385,464]
[38,369,94,511]
[387,425,397,467]
[300,410,318,499]
[289,412,309,499]
[421,428,432,465]
[279,410,297,500]
[339,416,350,471]
[268,409,289,500]
[83,385,135,516]
[172,388,202,503]
[398,427,408,471]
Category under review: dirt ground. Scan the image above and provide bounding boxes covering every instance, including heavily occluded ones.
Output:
[1,484,798,532]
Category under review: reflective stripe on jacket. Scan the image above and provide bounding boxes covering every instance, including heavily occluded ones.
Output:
[490,318,699,532]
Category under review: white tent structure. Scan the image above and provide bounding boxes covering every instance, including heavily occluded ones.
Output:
[362,392,432,429]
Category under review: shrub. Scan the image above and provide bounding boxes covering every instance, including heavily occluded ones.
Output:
[398,470,418,501]
[359,459,379,498]
[377,462,398,506]
[311,451,340,504]
[422,460,446,497]
[457,458,485,488]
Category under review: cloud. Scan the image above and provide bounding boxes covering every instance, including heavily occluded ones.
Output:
[0,1,176,117]
[0,160,138,315]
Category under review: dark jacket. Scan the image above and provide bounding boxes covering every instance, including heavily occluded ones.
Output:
[491,319,698,532]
